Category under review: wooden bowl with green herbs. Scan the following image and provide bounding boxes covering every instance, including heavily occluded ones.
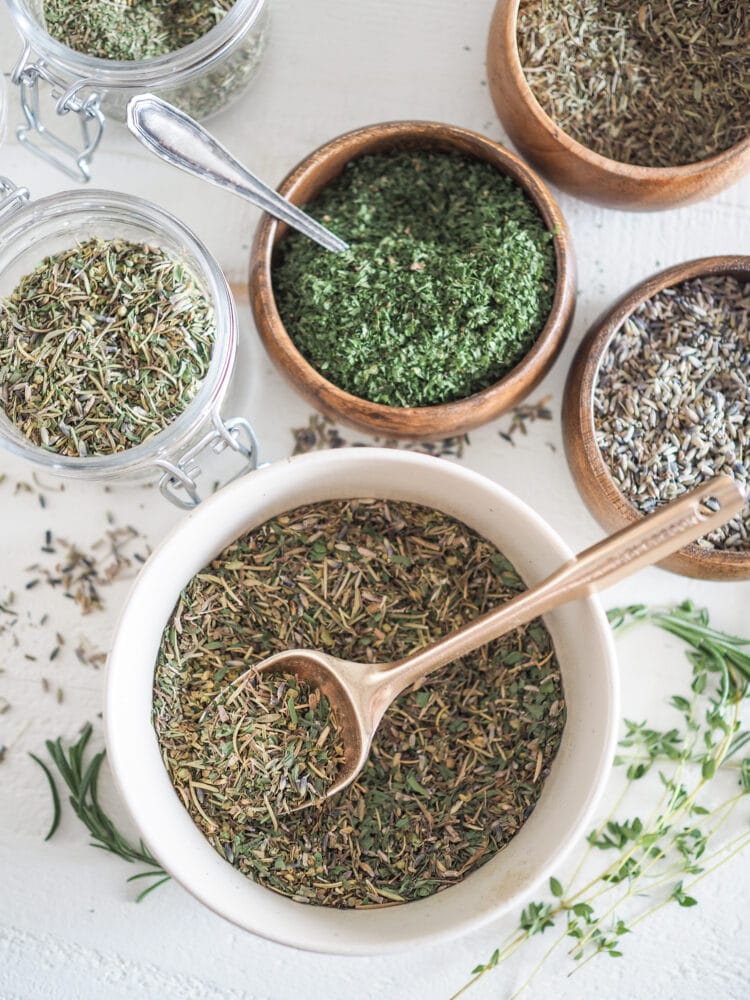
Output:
[563,256,750,580]
[488,0,750,211]
[249,121,575,440]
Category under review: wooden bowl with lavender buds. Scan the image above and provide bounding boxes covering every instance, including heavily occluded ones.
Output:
[487,1,750,211]
[563,256,750,580]
[249,120,576,440]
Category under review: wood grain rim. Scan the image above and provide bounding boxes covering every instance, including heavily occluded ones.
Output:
[563,256,750,580]
[488,0,750,210]
[249,120,576,441]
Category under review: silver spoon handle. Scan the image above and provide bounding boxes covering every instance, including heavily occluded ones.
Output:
[380,475,745,694]
[126,94,349,254]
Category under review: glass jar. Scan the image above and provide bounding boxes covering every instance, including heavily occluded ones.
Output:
[6,0,269,181]
[0,181,258,508]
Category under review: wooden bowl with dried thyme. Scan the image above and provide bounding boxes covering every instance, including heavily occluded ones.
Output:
[249,121,575,440]
[488,1,750,210]
[563,256,750,580]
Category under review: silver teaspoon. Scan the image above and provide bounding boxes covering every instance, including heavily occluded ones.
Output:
[126,94,349,254]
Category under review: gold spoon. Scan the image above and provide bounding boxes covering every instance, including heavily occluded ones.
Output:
[213,475,744,803]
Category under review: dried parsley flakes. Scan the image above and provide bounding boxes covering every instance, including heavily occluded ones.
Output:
[273,152,556,408]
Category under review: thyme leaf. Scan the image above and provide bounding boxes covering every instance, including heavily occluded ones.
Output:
[454,601,750,998]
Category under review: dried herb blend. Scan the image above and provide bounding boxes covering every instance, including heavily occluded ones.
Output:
[0,237,215,458]
[200,672,346,821]
[517,1,750,167]
[43,0,237,61]
[154,499,566,908]
[594,274,750,550]
[273,152,556,408]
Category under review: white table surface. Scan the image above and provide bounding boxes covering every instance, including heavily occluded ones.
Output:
[1,2,749,998]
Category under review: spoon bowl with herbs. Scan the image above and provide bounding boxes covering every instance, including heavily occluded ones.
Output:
[211,475,744,806]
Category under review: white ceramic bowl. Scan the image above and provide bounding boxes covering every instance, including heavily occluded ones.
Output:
[105,448,619,955]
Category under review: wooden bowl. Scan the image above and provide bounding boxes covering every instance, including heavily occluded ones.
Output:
[249,121,576,440]
[487,0,750,211]
[563,256,750,580]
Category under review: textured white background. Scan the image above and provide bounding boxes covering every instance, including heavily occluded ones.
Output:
[1,1,750,998]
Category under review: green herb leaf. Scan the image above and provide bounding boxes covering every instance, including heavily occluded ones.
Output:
[29,752,61,841]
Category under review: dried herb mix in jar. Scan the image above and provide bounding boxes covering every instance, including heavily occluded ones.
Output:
[594,274,750,550]
[0,237,215,458]
[43,0,237,61]
[517,1,750,168]
[272,152,556,408]
[153,499,566,908]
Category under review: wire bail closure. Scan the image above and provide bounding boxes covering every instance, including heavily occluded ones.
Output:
[0,176,31,222]
[12,43,105,183]
[156,410,260,510]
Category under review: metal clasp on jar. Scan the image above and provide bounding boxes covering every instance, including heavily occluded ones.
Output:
[156,410,260,510]
[0,176,31,223]
[12,43,105,183]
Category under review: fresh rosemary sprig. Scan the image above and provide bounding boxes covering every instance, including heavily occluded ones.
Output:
[453,600,750,998]
[608,601,750,696]
[30,723,169,902]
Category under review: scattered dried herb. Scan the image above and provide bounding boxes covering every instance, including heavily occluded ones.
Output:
[25,521,150,613]
[0,238,214,458]
[154,498,565,908]
[498,394,553,445]
[0,508,147,759]
[43,0,236,61]
[274,152,556,408]
[291,414,349,455]
[291,413,470,459]
[517,1,750,167]
[594,274,750,550]
[30,723,170,900]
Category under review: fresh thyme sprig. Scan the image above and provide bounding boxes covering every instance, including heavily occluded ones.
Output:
[453,600,750,998]
[30,723,170,902]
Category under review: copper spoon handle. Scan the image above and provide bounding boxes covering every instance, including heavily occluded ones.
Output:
[370,476,745,701]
